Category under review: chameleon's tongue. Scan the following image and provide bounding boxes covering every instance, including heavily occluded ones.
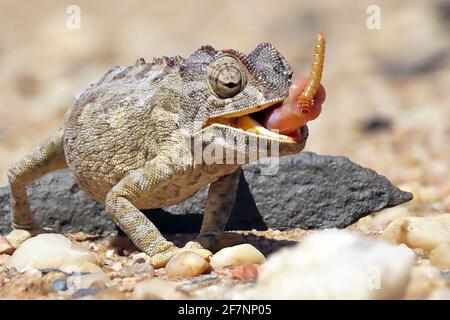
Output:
[237,115,301,141]
[263,76,325,136]
[236,76,325,141]
[233,33,326,141]
[263,33,326,136]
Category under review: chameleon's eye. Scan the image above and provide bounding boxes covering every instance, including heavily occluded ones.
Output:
[207,55,247,98]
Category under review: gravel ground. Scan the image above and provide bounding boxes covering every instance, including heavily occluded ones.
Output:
[0,0,449,299]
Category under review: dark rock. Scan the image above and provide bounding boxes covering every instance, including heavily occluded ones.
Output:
[436,0,450,22]
[0,152,412,234]
[377,49,447,78]
[360,115,393,133]
[0,171,114,235]
[235,152,412,229]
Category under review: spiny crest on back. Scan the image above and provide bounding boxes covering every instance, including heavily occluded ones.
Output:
[133,55,185,68]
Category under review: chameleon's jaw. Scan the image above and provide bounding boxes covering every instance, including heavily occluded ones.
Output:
[203,99,306,144]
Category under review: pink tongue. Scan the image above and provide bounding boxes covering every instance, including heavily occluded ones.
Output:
[264,77,324,135]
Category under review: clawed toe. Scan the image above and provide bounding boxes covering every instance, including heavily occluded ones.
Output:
[149,242,213,268]
[6,227,52,249]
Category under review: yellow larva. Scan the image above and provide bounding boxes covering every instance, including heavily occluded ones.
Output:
[298,33,326,114]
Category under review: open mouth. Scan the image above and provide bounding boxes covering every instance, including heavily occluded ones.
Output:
[203,100,305,143]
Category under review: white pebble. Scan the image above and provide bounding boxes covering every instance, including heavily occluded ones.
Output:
[382,214,450,251]
[357,207,412,231]
[67,272,110,290]
[210,244,265,269]
[60,261,103,274]
[0,236,14,255]
[133,279,186,300]
[398,184,441,204]
[429,244,450,269]
[6,234,98,272]
[406,261,447,297]
[165,251,210,278]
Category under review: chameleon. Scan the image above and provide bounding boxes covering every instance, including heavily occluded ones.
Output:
[5,35,325,268]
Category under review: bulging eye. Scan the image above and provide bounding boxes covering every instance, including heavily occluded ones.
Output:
[207,55,247,98]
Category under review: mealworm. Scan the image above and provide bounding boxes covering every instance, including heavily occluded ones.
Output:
[298,33,326,114]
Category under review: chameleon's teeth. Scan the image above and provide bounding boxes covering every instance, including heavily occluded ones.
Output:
[237,116,294,141]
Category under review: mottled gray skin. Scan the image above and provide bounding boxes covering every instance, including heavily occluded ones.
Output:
[6,44,306,267]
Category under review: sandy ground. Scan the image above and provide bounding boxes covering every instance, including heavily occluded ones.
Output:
[0,0,449,300]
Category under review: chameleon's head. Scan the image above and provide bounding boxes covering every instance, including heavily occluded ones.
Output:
[179,43,308,163]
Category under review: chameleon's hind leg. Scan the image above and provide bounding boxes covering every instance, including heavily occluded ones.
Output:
[6,128,67,248]
[196,167,246,252]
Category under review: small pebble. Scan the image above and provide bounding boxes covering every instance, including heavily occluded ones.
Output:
[357,207,412,231]
[51,279,68,292]
[73,288,102,298]
[121,277,139,289]
[60,261,103,274]
[41,271,68,293]
[230,263,258,281]
[94,287,127,300]
[133,278,186,300]
[406,262,448,298]
[165,251,210,278]
[210,244,265,269]
[0,236,14,255]
[123,262,154,277]
[105,250,115,259]
[382,214,450,250]
[429,244,450,269]
[0,254,10,265]
[398,183,441,205]
[110,262,123,271]
[67,272,110,290]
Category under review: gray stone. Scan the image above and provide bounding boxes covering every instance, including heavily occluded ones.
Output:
[72,288,102,298]
[234,152,413,229]
[0,152,412,235]
[0,171,114,235]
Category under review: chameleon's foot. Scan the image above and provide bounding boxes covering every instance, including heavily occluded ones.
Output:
[195,232,246,253]
[6,227,52,249]
[149,241,212,269]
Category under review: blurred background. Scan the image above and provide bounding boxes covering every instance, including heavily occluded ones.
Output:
[0,0,449,209]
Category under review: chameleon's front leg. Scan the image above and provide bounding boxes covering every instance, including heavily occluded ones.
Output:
[196,167,246,252]
[105,157,211,268]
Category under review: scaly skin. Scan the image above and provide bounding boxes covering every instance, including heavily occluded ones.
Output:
[6,43,312,267]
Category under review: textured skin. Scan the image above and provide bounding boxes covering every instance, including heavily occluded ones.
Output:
[6,44,307,267]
